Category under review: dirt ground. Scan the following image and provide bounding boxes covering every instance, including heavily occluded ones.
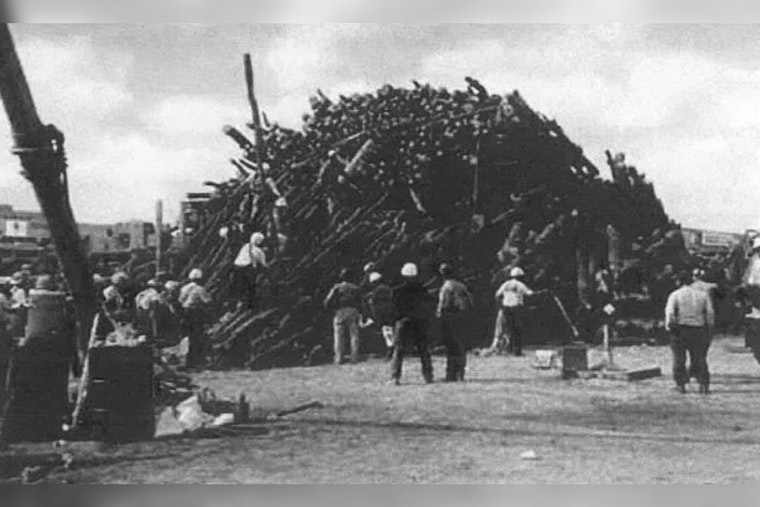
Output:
[7,334,760,484]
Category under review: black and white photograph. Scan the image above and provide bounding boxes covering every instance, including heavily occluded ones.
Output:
[1,21,760,485]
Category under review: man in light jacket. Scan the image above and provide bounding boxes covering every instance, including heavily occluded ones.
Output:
[491,267,534,356]
[665,270,715,394]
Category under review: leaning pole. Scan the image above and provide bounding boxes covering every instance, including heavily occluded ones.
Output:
[0,23,96,356]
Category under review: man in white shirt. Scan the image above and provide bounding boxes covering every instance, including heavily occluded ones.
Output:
[231,231,268,310]
[180,269,213,369]
[665,270,715,394]
[491,267,535,356]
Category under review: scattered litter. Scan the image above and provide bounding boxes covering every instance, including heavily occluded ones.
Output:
[520,450,538,460]
[276,401,324,418]
[533,350,557,369]
[211,413,235,427]
[155,407,185,438]
[176,395,215,432]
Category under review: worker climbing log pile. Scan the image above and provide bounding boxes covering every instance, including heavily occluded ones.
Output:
[178,76,681,369]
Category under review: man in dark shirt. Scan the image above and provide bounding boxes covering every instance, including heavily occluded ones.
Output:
[324,268,363,364]
[436,264,473,382]
[390,262,433,385]
[364,272,396,357]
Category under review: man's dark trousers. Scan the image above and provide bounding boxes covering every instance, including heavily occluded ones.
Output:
[391,317,433,383]
[504,306,524,356]
[671,325,711,388]
[440,311,467,381]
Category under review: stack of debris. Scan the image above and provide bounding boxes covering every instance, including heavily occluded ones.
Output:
[178,77,677,369]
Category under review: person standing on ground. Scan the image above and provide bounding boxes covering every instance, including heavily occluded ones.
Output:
[364,271,396,358]
[134,278,162,341]
[436,264,473,382]
[7,271,31,338]
[179,269,213,369]
[492,267,535,356]
[665,270,715,394]
[152,280,184,349]
[231,231,268,311]
[390,263,433,385]
[323,268,363,364]
[102,271,131,323]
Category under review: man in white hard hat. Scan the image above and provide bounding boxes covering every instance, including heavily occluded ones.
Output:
[180,268,212,369]
[491,266,535,356]
[363,271,396,357]
[231,231,268,311]
[390,262,434,385]
[103,271,131,323]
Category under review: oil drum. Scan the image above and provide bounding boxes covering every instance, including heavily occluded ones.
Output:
[1,343,70,442]
[83,345,155,442]
[1,290,74,443]
[25,289,71,342]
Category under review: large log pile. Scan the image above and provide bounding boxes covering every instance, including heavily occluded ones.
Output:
[178,77,676,369]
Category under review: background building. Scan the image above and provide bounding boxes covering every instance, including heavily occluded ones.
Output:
[0,204,163,275]
[681,227,743,255]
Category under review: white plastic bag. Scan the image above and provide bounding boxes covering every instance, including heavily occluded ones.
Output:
[175,395,213,432]
[211,413,235,427]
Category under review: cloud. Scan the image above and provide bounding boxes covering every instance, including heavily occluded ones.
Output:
[0,33,136,222]
[68,130,232,223]
[14,34,133,123]
[141,95,241,137]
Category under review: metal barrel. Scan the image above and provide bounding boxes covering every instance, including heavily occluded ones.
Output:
[1,344,70,442]
[83,345,155,442]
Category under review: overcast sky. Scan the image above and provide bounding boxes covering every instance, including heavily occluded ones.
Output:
[0,24,758,232]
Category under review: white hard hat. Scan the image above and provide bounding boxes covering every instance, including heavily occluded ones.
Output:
[368,272,382,283]
[250,232,265,245]
[752,237,760,250]
[188,268,203,280]
[218,226,229,239]
[111,272,128,285]
[401,263,418,277]
[510,267,525,278]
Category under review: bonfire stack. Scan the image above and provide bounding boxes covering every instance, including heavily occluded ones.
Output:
[178,77,674,369]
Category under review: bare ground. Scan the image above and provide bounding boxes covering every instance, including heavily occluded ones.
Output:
[8,334,760,483]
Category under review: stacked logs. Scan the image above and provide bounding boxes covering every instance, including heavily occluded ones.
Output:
[178,77,676,369]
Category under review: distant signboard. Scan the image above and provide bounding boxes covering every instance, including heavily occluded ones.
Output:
[5,219,28,237]
[701,231,737,248]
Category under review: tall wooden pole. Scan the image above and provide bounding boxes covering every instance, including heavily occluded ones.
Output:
[243,53,280,252]
[155,199,163,275]
[0,24,96,355]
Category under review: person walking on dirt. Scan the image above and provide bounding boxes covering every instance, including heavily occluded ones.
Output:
[491,267,534,356]
[436,263,473,382]
[324,268,363,364]
[179,269,213,369]
[665,270,715,394]
[364,271,396,358]
[390,262,434,385]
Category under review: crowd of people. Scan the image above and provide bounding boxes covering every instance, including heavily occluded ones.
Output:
[91,268,214,369]
[316,241,760,394]
[0,263,216,374]
[323,259,566,384]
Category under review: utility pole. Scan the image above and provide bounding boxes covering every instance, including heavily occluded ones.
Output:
[155,199,163,275]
